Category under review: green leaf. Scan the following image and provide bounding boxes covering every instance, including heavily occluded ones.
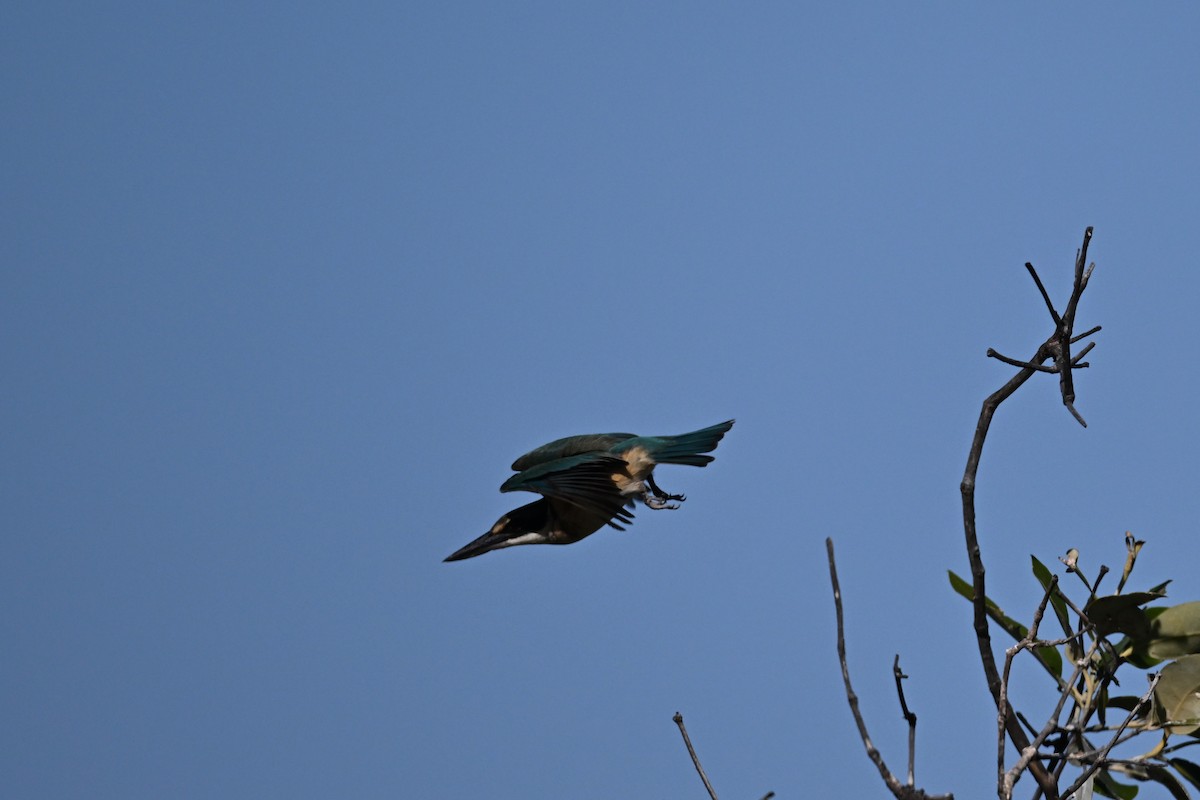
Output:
[948,571,1026,639]
[1087,593,1164,638]
[1171,759,1200,792]
[947,570,1062,677]
[1104,695,1150,714]
[1032,555,1074,638]
[1126,649,1165,670]
[1095,768,1140,799]
[1143,764,1192,800]
[1149,602,1200,659]
[1156,655,1200,735]
[1035,642,1064,678]
[1127,608,1171,667]
[947,569,973,600]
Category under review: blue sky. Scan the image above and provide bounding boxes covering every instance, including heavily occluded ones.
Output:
[4,3,1199,798]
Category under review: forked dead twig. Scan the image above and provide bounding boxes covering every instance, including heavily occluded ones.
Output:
[963,227,1100,799]
[985,228,1099,427]
[827,538,953,800]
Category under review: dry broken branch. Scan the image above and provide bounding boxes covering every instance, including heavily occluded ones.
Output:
[827,538,954,800]
[962,227,1100,799]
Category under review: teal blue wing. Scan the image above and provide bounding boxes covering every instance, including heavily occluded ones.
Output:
[502,453,634,528]
[511,432,637,471]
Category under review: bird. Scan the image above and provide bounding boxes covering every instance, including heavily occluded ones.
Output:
[444,420,734,562]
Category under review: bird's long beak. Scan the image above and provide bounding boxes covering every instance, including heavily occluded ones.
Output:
[444,499,549,562]
[443,530,509,562]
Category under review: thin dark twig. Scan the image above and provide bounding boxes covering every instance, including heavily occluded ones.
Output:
[1071,341,1096,365]
[1068,562,1094,594]
[1061,229,1094,327]
[827,538,903,796]
[1008,630,1106,797]
[1071,726,1158,758]
[1158,738,1200,756]
[1056,228,1096,426]
[1064,401,1087,428]
[1026,262,1063,326]
[1070,325,1102,344]
[1088,566,1109,608]
[894,655,917,787]
[986,349,1060,373]
[1056,589,1090,626]
[1032,625,1095,651]
[1080,260,1096,291]
[1061,675,1160,799]
[672,712,719,800]
[826,539,953,800]
[998,577,1063,799]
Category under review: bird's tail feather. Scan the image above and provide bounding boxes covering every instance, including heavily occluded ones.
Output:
[649,419,734,466]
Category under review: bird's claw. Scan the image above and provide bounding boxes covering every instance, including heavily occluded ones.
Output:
[645,500,681,510]
[643,494,683,510]
[645,474,685,506]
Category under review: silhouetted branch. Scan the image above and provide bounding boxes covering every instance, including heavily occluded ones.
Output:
[986,349,1064,373]
[893,655,917,786]
[1025,261,1062,326]
[673,712,719,800]
[998,578,1103,800]
[827,538,953,800]
[960,227,1100,799]
[997,578,1059,798]
[1060,675,1160,799]
[1055,227,1098,426]
[1071,341,1096,366]
[961,361,1064,799]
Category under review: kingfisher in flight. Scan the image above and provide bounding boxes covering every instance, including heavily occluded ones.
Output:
[443,419,734,561]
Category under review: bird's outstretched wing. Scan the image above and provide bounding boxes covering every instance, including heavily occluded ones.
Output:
[510,433,636,471]
[501,453,634,529]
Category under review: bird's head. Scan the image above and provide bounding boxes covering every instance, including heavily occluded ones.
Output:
[443,499,551,562]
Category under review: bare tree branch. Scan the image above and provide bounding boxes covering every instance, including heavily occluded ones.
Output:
[893,655,917,787]
[673,712,719,800]
[1024,261,1063,327]
[961,351,1063,799]
[985,349,1063,373]
[998,577,1059,799]
[827,538,953,800]
[1071,341,1096,366]
[1052,227,1098,427]
[1061,675,1160,799]
[827,538,901,794]
[1001,585,1103,799]
[960,227,1100,799]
